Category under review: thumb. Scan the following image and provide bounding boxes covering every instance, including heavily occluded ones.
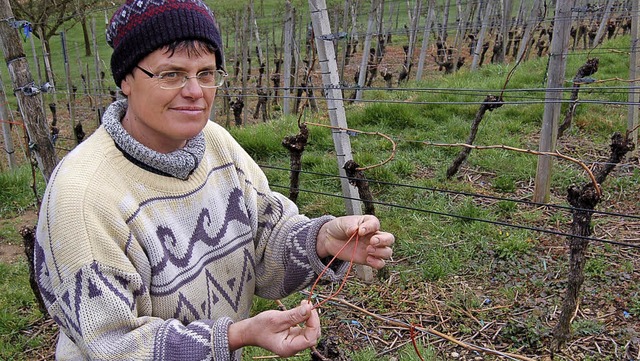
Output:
[288,302,312,325]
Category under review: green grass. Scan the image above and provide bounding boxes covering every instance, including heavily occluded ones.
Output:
[0,261,47,360]
[0,165,44,219]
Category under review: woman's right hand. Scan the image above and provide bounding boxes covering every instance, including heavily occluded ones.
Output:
[227,300,321,357]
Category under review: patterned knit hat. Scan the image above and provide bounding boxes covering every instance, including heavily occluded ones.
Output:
[106,0,224,87]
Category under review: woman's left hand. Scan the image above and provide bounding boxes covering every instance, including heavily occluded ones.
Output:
[316,215,394,269]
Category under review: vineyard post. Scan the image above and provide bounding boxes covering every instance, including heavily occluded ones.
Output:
[250,1,264,67]
[404,0,422,79]
[387,1,396,38]
[331,8,339,52]
[38,27,58,122]
[339,0,350,80]
[356,0,378,101]
[441,0,452,42]
[0,76,17,169]
[293,11,303,112]
[27,27,43,87]
[241,8,249,125]
[91,18,105,123]
[307,0,371,281]
[375,0,385,69]
[532,0,574,203]
[0,0,58,182]
[592,0,616,48]
[26,26,48,124]
[470,0,493,70]
[516,0,542,61]
[415,0,436,81]
[233,11,239,81]
[264,22,271,120]
[451,0,471,73]
[470,0,481,36]
[628,0,639,152]
[60,31,78,146]
[498,0,514,63]
[282,1,294,115]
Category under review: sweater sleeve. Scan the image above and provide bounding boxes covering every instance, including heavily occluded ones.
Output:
[205,123,349,300]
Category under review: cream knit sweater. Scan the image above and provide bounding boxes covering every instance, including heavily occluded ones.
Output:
[35,100,344,360]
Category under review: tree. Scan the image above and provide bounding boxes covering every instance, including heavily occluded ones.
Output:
[0,0,58,182]
[8,0,105,81]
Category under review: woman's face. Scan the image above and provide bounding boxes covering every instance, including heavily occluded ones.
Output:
[120,45,218,154]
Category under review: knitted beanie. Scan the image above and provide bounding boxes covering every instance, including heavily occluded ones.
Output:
[106,0,224,87]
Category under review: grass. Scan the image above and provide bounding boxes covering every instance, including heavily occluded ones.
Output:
[0,261,48,360]
[0,165,44,219]
[0,166,48,359]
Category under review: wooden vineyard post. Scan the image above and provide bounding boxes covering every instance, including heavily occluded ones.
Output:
[241,9,249,126]
[308,0,372,282]
[338,0,350,79]
[91,18,105,123]
[516,0,542,62]
[0,76,17,169]
[60,31,78,146]
[415,0,436,81]
[499,0,514,64]
[356,0,378,101]
[38,27,58,126]
[470,0,493,70]
[451,0,472,73]
[440,0,452,42]
[592,0,616,48]
[0,0,58,181]
[628,0,639,154]
[403,0,422,79]
[282,1,294,115]
[532,0,574,203]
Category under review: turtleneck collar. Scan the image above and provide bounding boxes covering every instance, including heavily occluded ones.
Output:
[102,99,205,180]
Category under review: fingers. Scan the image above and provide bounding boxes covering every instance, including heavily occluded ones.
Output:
[366,243,393,259]
[285,301,320,339]
[279,301,321,356]
[300,300,321,341]
[365,233,394,258]
[365,232,394,269]
[355,215,381,236]
[287,300,313,326]
[366,255,386,269]
[324,215,394,268]
[368,231,395,248]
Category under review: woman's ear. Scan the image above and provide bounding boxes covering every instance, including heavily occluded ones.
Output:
[120,74,133,96]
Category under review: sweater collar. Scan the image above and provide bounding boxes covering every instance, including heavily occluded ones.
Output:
[102,99,205,180]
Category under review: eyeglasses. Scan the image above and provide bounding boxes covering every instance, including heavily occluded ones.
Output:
[135,65,227,89]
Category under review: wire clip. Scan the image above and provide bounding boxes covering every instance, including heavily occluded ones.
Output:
[40,82,54,93]
[8,19,32,39]
[17,83,40,96]
[14,82,54,96]
[8,19,30,29]
[318,32,348,41]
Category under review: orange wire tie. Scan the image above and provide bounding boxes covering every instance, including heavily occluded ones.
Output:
[307,231,359,309]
